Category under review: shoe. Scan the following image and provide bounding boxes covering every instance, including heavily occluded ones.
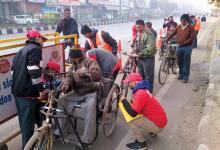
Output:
[177,76,182,80]
[182,80,188,83]
[149,132,157,137]
[126,140,147,150]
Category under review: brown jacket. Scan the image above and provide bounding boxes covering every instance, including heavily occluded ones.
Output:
[167,24,195,47]
[63,57,101,96]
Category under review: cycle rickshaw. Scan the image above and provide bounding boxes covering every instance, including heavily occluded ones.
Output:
[24,58,124,150]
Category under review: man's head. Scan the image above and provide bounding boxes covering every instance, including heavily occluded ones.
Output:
[69,48,84,63]
[27,30,47,47]
[123,73,142,89]
[180,14,190,26]
[135,19,145,33]
[64,8,71,19]
[81,25,93,39]
[146,21,152,29]
[168,16,173,21]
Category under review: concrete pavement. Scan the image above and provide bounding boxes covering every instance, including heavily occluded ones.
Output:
[197,18,220,150]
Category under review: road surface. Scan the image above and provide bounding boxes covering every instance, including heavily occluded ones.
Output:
[0,17,215,150]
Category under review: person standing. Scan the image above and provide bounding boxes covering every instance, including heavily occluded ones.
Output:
[135,19,157,93]
[56,8,79,47]
[81,25,118,56]
[11,30,47,148]
[166,14,195,83]
[163,16,177,32]
[146,21,157,39]
[190,15,201,49]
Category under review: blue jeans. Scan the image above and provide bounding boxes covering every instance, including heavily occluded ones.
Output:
[177,45,193,80]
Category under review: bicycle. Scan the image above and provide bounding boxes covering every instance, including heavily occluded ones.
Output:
[158,43,179,85]
[24,72,66,150]
[120,40,139,97]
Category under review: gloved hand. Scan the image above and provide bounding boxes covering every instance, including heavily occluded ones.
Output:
[61,85,69,94]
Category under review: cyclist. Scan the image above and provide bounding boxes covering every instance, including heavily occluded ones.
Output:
[163,16,177,33]
[135,19,157,93]
[81,25,118,56]
[166,14,195,83]
[120,73,167,150]
[56,8,79,48]
[146,21,157,39]
[86,48,118,78]
[11,30,47,148]
[59,48,102,149]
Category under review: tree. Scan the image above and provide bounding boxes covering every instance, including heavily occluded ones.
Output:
[208,0,220,7]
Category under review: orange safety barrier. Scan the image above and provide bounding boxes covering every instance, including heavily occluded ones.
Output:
[117,40,122,70]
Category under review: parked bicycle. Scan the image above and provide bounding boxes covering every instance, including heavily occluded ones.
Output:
[158,43,179,85]
[120,40,139,97]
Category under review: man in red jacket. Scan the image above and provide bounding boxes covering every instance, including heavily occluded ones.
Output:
[120,73,167,150]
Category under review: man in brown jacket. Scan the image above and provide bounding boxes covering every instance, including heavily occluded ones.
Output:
[166,14,195,83]
[59,48,101,149]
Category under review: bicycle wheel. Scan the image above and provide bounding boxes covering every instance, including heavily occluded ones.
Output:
[158,58,169,85]
[24,127,53,150]
[171,58,178,74]
[103,85,119,137]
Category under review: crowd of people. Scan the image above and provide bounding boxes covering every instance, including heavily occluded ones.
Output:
[9,8,202,150]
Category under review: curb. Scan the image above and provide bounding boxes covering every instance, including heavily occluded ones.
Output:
[197,22,220,150]
[0,19,135,35]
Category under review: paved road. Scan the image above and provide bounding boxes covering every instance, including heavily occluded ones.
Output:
[3,16,210,150]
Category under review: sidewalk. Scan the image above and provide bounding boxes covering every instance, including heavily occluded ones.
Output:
[116,18,218,150]
[197,19,220,150]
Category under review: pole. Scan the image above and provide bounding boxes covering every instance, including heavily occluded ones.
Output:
[119,0,122,20]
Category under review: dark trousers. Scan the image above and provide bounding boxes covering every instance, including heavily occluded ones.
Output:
[177,45,193,80]
[138,56,155,93]
[15,97,43,148]
[193,31,199,48]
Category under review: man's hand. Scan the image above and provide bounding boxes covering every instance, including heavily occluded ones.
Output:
[37,91,47,100]
[76,67,89,77]
[61,85,69,94]
[119,95,126,102]
[67,39,71,44]
[131,53,139,58]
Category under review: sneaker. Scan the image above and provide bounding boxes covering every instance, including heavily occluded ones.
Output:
[177,76,182,80]
[126,140,147,150]
[182,80,188,83]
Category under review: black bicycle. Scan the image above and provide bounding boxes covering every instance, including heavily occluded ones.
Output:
[158,43,179,85]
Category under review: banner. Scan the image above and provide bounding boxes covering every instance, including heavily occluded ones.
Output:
[0,44,65,123]
[58,0,80,5]
[88,0,109,5]
[29,0,46,3]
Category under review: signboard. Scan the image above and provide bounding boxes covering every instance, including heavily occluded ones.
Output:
[29,0,46,3]
[88,0,109,5]
[46,0,58,6]
[0,44,65,124]
[58,0,80,5]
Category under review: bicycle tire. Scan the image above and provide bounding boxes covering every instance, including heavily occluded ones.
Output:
[24,127,53,150]
[103,85,119,137]
[171,58,178,74]
[158,58,169,85]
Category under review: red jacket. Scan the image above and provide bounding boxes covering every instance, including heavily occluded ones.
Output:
[132,25,137,42]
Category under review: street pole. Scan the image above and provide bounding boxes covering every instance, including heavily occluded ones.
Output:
[119,0,122,20]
